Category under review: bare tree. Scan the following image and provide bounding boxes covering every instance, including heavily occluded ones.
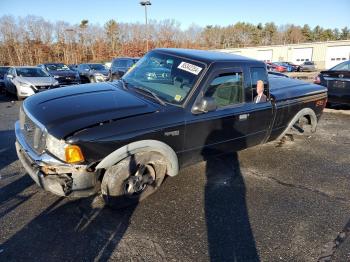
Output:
[0,15,346,66]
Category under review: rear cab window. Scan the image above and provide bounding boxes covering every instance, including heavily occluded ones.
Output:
[249,67,269,103]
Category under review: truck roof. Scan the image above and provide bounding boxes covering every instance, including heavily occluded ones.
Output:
[154,48,259,65]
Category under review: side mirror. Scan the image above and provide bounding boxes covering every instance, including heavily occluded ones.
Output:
[193,97,217,114]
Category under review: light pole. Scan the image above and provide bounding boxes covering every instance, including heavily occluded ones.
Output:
[140,1,151,52]
[65,28,76,64]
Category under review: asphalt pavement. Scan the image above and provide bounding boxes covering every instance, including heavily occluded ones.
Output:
[0,93,349,261]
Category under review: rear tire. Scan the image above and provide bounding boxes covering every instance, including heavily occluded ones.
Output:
[101,152,167,209]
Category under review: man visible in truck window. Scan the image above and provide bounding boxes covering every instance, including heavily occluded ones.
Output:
[254,80,267,103]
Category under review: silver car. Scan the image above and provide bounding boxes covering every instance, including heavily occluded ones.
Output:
[4,66,59,100]
[299,61,316,72]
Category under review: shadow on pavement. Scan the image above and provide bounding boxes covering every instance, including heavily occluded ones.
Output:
[0,194,138,261]
[0,175,35,219]
[0,93,17,103]
[0,130,18,171]
[0,153,143,261]
[202,118,259,261]
[204,152,259,262]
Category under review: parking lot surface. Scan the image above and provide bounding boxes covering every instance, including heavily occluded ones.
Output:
[0,93,349,261]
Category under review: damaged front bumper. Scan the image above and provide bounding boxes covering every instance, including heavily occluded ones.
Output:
[15,121,100,197]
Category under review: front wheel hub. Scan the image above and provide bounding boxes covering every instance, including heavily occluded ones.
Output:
[124,164,155,197]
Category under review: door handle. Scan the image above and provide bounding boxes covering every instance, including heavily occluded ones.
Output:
[239,113,249,121]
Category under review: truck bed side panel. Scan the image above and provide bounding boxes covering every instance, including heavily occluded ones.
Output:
[268,76,327,141]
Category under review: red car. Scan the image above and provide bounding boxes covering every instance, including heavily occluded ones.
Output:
[266,62,287,72]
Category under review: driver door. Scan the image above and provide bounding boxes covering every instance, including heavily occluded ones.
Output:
[182,66,272,165]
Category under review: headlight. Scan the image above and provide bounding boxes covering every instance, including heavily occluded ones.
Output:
[18,81,31,88]
[53,75,60,79]
[46,133,67,161]
[53,80,59,86]
[46,134,85,163]
[94,73,103,77]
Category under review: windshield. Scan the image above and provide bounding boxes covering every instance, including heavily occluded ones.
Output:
[331,61,350,71]
[16,68,50,77]
[88,64,106,70]
[122,52,205,105]
[46,64,70,71]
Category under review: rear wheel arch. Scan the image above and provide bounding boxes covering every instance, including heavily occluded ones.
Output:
[96,139,179,177]
[278,107,318,140]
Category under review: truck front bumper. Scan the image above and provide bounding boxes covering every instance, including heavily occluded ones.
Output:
[15,121,100,197]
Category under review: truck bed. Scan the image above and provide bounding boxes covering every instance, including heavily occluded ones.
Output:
[269,75,327,101]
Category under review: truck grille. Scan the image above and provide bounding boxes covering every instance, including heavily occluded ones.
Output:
[19,107,46,155]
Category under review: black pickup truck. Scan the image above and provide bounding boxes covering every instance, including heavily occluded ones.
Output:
[15,48,327,208]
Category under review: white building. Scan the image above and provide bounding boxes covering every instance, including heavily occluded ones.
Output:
[217,40,350,70]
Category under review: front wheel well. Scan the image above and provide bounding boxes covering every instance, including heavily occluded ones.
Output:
[95,140,179,178]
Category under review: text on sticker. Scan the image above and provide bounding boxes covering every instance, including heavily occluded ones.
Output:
[177,62,202,75]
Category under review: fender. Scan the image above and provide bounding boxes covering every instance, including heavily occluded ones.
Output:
[277,107,317,140]
[95,140,179,177]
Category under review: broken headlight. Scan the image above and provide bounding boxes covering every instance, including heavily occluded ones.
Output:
[46,133,67,161]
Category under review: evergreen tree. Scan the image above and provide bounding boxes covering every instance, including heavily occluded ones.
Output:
[340,27,350,39]
[301,24,312,42]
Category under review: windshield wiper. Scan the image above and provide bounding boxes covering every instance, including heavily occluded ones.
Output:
[132,86,166,106]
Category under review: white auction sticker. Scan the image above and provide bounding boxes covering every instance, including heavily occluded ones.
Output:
[177,62,202,75]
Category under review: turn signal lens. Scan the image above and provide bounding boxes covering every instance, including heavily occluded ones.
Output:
[65,145,84,163]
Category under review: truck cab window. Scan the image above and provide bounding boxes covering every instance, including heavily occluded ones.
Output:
[204,72,243,107]
[250,67,268,103]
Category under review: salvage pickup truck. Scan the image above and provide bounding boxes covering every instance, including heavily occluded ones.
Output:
[15,48,328,208]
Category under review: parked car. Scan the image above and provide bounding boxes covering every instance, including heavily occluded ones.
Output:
[4,66,59,100]
[77,63,109,83]
[109,57,139,81]
[275,62,300,72]
[0,66,10,91]
[273,62,293,72]
[314,60,350,106]
[38,63,81,86]
[68,64,78,71]
[15,48,327,208]
[266,62,287,72]
[284,62,300,72]
[299,61,316,72]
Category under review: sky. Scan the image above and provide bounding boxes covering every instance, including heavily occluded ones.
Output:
[0,0,349,29]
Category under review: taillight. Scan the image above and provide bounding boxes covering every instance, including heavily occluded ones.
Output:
[314,75,321,84]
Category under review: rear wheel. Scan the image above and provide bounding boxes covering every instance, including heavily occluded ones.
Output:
[101,152,167,209]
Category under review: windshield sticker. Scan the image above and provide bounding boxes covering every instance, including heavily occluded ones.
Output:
[174,95,182,102]
[177,62,202,75]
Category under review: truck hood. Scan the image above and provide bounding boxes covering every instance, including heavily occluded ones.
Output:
[23,83,158,139]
